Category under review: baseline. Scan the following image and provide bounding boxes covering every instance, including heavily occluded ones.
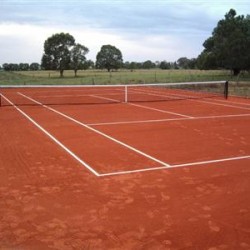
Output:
[99,155,250,177]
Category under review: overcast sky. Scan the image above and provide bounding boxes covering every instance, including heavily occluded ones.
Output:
[0,0,249,65]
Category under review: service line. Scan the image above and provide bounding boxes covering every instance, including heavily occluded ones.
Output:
[88,113,250,126]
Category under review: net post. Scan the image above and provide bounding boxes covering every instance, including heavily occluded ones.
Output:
[0,93,2,107]
[224,81,229,99]
[125,85,128,103]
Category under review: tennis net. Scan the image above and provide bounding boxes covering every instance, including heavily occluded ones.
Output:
[0,81,228,107]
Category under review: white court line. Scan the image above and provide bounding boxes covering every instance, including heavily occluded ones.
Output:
[195,99,250,111]
[39,92,123,99]
[18,92,171,168]
[5,93,250,178]
[131,88,250,111]
[171,155,250,168]
[99,155,250,177]
[99,165,170,176]
[127,85,250,111]
[213,98,250,106]
[88,113,250,126]
[19,91,249,177]
[91,93,193,118]
[129,102,193,118]
[1,94,100,177]
[90,94,121,103]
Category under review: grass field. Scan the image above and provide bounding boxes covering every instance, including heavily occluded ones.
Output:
[0,69,249,97]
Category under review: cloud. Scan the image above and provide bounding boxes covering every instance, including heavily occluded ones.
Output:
[0,0,249,64]
[0,22,131,63]
[0,0,231,33]
[0,22,204,64]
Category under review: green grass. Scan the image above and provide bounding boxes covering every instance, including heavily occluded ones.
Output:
[0,69,249,97]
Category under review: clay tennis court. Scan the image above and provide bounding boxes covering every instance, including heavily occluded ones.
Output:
[0,82,250,249]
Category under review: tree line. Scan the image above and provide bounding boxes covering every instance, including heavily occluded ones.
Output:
[1,9,249,76]
[1,63,40,71]
[1,58,196,73]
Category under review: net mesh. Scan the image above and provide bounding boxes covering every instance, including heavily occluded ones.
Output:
[126,81,228,102]
[0,81,228,107]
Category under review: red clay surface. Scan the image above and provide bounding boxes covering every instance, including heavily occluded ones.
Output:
[0,90,250,249]
[96,116,250,168]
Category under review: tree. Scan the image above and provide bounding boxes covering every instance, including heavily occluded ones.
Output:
[123,61,130,70]
[198,9,250,75]
[197,52,218,70]
[176,57,197,69]
[2,63,11,71]
[41,33,75,77]
[188,58,197,69]
[177,57,189,69]
[30,63,40,71]
[70,43,89,77]
[96,45,123,72]
[159,61,171,70]
[19,63,29,71]
[3,63,19,71]
[142,60,156,69]
[81,60,94,70]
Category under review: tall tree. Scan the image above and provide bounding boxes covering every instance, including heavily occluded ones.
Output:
[198,9,250,75]
[96,45,123,72]
[70,43,89,77]
[41,33,75,77]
